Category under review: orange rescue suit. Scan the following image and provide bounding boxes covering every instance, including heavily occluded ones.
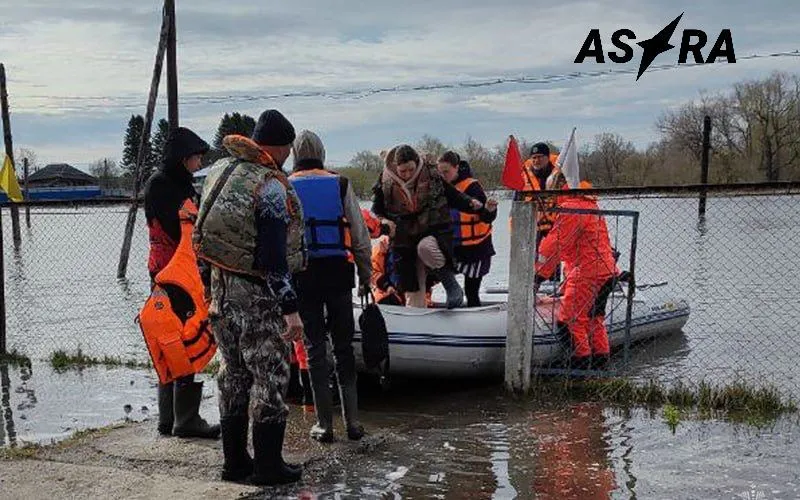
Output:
[138,200,216,384]
[535,194,617,358]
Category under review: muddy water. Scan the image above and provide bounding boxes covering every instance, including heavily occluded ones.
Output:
[2,362,798,499]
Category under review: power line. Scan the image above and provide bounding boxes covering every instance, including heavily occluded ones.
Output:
[13,49,800,112]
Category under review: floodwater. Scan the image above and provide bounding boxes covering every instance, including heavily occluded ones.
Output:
[1,361,798,499]
[2,195,800,497]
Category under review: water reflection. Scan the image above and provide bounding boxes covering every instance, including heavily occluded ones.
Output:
[1,362,18,447]
[530,403,616,499]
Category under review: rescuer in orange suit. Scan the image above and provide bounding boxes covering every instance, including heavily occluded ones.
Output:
[534,177,619,370]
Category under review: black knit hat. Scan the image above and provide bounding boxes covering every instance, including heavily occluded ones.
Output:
[530,142,550,157]
[251,109,296,146]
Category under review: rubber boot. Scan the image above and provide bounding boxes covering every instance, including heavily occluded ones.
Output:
[220,415,252,482]
[433,267,464,309]
[308,366,335,443]
[249,420,302,486]
[157,382,174,436]
[569,356,592,374]
[592,354,610,371]
[277,420,303,475]
[299,369,315,413]
[339,377,364,441]
[173,381,221,439]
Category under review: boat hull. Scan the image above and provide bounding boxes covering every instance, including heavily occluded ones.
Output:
[352,292,690,378]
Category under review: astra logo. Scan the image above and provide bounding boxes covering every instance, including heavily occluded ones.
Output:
[574,12,736,80]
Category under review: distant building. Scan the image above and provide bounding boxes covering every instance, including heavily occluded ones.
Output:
[27,164,99,188]
[0,163,103,202]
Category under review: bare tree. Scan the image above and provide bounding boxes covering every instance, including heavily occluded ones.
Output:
[15,148,40,173]
[734,71,800,181]
[582,133,636,186]
[348,150,383,172]
[89,158,121,189]
[416,134,448,161]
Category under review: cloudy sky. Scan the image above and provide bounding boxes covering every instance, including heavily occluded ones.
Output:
[1,0,798,171]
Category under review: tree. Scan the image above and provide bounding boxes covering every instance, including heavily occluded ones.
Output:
[15,148,40,173]
[734,71,800,181]
[89,158,121,189]
[213,112,257,151]
[121,114,152,185]
[582,133,636,186]
[150,118,170,169]
[416,134,448,161]
[348,150,383,172]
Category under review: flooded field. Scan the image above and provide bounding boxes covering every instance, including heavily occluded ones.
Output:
[2,194,800,497]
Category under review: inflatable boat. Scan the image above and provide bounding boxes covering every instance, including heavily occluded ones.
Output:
[352,285,690,378]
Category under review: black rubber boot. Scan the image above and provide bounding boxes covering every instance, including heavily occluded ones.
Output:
[433,267,464,309]
[220,415,252,482]
[309,365,335,443]
[277,420,302,475]
[592,354,611,371]
[157,382,174,436]
[173,381,220,439]
[339,378,364,441]
[249,420,302,486]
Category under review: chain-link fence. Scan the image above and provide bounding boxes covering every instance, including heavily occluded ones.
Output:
[1,184,799,401]
[518,183,800,400]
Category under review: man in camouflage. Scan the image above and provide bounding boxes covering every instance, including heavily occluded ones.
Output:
[193,109,306,486]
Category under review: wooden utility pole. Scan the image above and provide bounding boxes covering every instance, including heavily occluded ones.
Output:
[0,64,22,247]
[117,4,171,279]
[505,200,537,394]
[23,158,30,228]
[698,115,711,221]
[166,0,179,132]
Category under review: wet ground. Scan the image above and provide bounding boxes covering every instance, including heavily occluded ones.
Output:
[2,361,798,499]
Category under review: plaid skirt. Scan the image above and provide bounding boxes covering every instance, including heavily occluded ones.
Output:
[454,255,492,279]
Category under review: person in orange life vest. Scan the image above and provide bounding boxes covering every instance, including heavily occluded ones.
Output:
[519,142,565,250]
[289,130,372,443]
[143,127,220,439]
[436,151,498,307]
[534,177,618,371]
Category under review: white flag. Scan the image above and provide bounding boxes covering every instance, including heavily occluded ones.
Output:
[556,127,580,189]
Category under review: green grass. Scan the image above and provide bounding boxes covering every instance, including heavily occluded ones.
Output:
[525,376,796,426]
[49,349,151,371]
[0,349,32,369]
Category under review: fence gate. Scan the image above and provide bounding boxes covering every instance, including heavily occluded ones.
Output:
[531,205,639,377]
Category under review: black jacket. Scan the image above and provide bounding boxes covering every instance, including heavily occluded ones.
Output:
[143,127,210,276]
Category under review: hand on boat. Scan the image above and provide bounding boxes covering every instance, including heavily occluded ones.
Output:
[485,198,498,212]
[282,312,304,342]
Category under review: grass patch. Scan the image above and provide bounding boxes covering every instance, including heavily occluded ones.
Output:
[202,359,220,375]
[525,376,796,426]
[50,349,151,371]
[0,349,32,369]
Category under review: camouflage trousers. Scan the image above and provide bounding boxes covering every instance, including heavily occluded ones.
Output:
[208,267,291,423]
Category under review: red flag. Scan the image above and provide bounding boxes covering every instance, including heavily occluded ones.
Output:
[501,135,525,190]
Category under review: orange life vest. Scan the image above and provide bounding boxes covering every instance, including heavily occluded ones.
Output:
[514,155,563,235]
[451,178,492,247]
[138,199,216,385]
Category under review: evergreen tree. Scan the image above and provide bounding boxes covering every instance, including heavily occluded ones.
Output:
[213,112,257,153]
[150,118,170,170]
[121,114,153,184]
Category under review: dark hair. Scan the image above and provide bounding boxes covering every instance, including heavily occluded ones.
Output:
[395,144,420,165]
[438,150,460,166]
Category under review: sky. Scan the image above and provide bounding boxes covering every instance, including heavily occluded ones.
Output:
[0,0,798,172]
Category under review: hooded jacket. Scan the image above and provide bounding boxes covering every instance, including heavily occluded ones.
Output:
[144,127,210,277]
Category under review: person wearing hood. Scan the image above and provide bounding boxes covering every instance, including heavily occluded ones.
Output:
[371,144,496,309]
[193,109,306,486]
[143,126,220,440]
[287,130,372,443]
[436,151,498,307]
